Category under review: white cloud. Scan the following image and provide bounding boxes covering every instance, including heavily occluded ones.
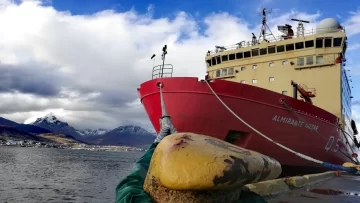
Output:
[343,10,360,36]
[0,0,356,132]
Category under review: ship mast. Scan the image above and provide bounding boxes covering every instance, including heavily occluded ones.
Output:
[258,8,276,42]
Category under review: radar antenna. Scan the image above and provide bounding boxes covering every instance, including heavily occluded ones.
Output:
[291,18,310,37]
[258,8,276,42]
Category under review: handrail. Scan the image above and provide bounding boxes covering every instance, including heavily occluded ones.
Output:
[206,27,346,56]
[152,64,174,79]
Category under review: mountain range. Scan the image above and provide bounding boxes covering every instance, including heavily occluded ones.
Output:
[0,113,157,147]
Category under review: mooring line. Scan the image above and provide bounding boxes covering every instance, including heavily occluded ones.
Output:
[204,79,358,173]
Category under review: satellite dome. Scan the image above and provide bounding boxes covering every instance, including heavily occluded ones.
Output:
[316,18,341,33]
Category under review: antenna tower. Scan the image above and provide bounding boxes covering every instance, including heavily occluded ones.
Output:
[258,8,276,42]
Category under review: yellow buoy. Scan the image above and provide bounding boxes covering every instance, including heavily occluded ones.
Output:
[144,132,281,191]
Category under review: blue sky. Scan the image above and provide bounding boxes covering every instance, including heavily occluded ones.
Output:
[47,0,360,115]
[1,0,360,130]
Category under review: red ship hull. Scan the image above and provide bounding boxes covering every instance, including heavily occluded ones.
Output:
[138,77,356,174]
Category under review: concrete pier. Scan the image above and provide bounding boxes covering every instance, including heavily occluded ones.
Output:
[264,174,360,203]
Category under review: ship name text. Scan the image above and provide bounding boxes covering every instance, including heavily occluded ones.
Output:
[272,115,319,131]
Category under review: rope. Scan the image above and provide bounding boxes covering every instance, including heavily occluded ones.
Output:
[204,79,358,173]
[280,100,327,141]
[204,80,323,164]
[280,99,359,164]
[154,83,177,143]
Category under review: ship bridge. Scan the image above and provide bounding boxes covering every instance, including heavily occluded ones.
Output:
[204,16,353,136]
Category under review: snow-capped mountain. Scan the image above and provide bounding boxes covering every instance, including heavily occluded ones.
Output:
[112,125,155,135]
[31,113,81,139]
[76,128,109,136]
[84,125,156,147]
[27,113,156,147]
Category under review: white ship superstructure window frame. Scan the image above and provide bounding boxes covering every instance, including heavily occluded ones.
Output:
[282,60,288,65]
[252,79,257,84]
[316,56,324,64]
[252,65,257,69]
[269,77,275,82]
[241,66,246,71]
[240,80,246,84]
[297,57,304,66]
[306,56,313,65]
[221,68,227,76]
[228,67,234,75]
[282,91,288,95]
[215,70,220,77]
[269,62,274,67]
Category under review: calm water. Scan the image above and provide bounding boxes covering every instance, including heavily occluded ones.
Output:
[0,147,143,203]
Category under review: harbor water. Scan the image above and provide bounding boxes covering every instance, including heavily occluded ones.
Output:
[0,147,143,203]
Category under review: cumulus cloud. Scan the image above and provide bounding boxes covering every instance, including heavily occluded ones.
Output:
[0,0,357,131]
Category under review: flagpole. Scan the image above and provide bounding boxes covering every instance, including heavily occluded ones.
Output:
[161,45,167,78]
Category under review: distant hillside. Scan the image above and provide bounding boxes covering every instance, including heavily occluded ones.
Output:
[0,113,157,147]
[0,117,51,134]
[38,133,84,145]
[76,128,109,137]
[0,125,48,142]
[84,125,156,147]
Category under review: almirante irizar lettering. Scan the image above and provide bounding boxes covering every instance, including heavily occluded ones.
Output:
[272,115,319,131]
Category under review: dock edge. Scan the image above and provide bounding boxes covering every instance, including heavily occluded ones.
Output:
[244,171,340,196]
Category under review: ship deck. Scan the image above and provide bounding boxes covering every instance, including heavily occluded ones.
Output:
[265,174,360,203]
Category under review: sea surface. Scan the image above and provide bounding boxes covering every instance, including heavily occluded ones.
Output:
[0,147,143,203]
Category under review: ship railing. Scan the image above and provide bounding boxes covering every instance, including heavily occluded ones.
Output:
[299,84,317,97]
[152,64,174,79]
[206,27,346,56]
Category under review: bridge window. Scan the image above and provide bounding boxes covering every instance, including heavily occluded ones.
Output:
[252,79,257,84]
[252,48,259,57]
[206,59,211,66]
[316,38,323,48]
[236,52,243,59]
[305,40,314,48]
[306,56,313,65]
[268,46,276,54]
[316,56,323,64]
[282,91,288,95]
[269,62,274,67]
[297,57,304,66]
[216,56,221,64]
[228,67,234,75]
[222,55,228,62]
[277,45,285,52]
[269,77,275,82]
[216,70,220,77]
[260,48,267,55]
[286,43,294,51]
[229,53,236,60]
[334,37,342,47]
[244,51,251,58]
[241,66,246,71]
[325,38,332,47]
[211,57,216,65]
[295,42,304,49]
[252,65,257,69]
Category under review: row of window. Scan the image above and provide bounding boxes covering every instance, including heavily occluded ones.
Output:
[214,55,324,78]
[297,55,323,66]
[207,37,343,67]
[239,77,276,84]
